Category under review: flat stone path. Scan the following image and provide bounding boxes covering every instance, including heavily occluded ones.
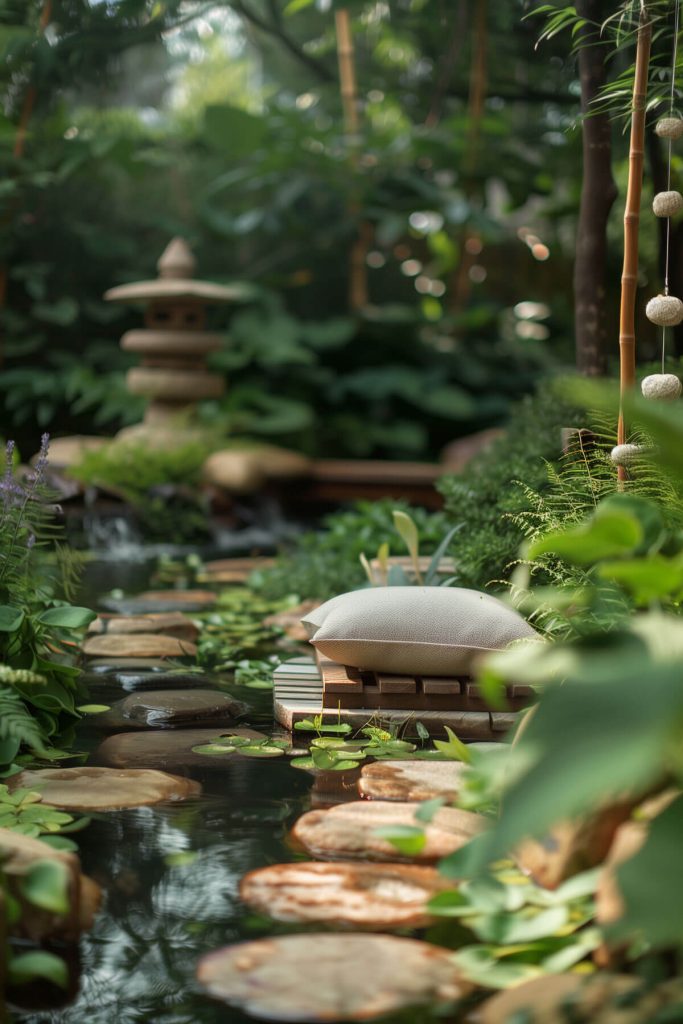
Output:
[11,767,201,811]
[92,689,247,730]
[358,759,467,802]
[96,726,266,770]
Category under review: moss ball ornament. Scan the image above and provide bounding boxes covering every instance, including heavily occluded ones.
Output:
[641,373,682,401]
[655,117,683,140]
[610,444,650,466]
[646,294,683,327]
[653,191,683,217]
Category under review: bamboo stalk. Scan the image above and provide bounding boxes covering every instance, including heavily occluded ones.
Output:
[334,8,368,311]
[617,1,652,483]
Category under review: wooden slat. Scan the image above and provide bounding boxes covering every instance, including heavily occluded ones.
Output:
[420,678,462,695]
[377,674,417,694]
[320,660,363,694]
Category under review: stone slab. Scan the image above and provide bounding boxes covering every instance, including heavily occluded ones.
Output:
[82,633,198,659]
[358,760,467,802]
[95,727,266,771]
[92,689,247,730]
[10,767,201,811]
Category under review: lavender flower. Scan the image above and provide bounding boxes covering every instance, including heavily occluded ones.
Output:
[33,433,50,486]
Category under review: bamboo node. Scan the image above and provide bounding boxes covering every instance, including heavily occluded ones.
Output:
[645,294,683,327]
[655,117,683,140]
[641,373,682,401]
[653,191,683,217]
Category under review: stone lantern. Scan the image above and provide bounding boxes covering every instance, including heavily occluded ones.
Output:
[104,237,242,443]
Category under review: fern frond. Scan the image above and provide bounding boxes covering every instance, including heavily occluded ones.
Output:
[0,687,46,754]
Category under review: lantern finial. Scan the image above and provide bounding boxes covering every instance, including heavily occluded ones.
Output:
[157,237,196,280]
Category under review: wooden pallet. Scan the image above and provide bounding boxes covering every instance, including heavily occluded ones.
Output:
[272,657,519,740]
[317,652,533,712]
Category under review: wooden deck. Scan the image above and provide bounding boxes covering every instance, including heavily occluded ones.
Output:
[273,658,518,740]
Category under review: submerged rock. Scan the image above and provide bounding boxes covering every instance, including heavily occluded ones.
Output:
[91,689,248,730]
[196,933,468,1022]
[95,727,266,770]
[82,633,198,659]
[88,612,199,643]
[0,828,101,941]
[358,760,466,802]
[10,767,201,811]
[100,589,216,615]
[240,861,451,929]
[82,669,221,693]
[292,800,485,862]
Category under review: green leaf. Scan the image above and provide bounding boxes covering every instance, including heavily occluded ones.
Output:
[191,744,237,756]
[433,726,472,762]
[393,510,421,580]
[0,606,24,632]
[76,704,111,714]
[203,105,267,158]
[290,756,316,770]
[284,0,315,13]
[598,555,683,604]
[451,945,543,989]
[415,797,446,823]
[9,950,68,988]
[164,850,198,867]
[427,888,473,917]
[37,606,96,629]
[20,859,70,914]
[471,905,569,944]
[615,794,683,946]
[374,824,426,856]
[527,506,643,566]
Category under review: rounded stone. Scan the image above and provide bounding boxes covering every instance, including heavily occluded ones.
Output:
[292,800,485,862]
[653,190,683,217]
[88,612,198,643]
[196,934,469,1022]
[240,861,451,929]
[126,366,224,401]
[9,767,201,811]
[655,116,683,140]
[358,760,467,802]
[100,590,216,615]
[641,372,682,401]
[81,633,198,659]
[645,294,683,327]
[95,727,266,770]
[92,689,247,730]
[202,450,265,494]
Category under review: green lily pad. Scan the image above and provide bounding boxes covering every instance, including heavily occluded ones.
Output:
[191,744,237,756]
[294,720,352,735]
[241,745,285,758]
[290,756,316,770]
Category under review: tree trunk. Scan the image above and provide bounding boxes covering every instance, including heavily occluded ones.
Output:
[617,2,652,482]
[574,0,618,377]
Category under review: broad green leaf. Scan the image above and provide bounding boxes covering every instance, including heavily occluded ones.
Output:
[76,704,110,714]
[241,745,285,758]
[9,950,68,989]
[20,859,69,914]
[37,605,96,629]
[615,795,683,946]
[471,905,569,944]
[415,797,445,823]
[374,824,426,856]
[164,850,198,867]
[452,945,543,989]
[433,726,472,763]
[0,605,24,632]
[393,510,421,579]
[427,888,473,917]
[527,507,642,565]
[191,744,237,756]
[598,555,683,605]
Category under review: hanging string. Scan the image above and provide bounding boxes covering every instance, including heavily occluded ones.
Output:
[663,0,682,371]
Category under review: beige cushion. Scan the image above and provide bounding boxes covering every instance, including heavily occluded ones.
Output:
[302,586,537,676]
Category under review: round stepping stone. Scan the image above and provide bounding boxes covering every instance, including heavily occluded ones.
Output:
[292,800,485,863]
[88,612,199,643]
[9,767,201,811]
[240,861,451,929]
[99,590,216,615]
[95,727,266,770]
[85,658,174,673]
[83,669,221,693]
[92,689,248,730]
[196,933,468,1021]
[479,973,672,1023]
[358,760,467,802]
[82,633,197,659]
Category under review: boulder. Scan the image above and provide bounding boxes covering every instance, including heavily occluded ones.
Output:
[95,727,266,770]
[10,767,201,811]
[358,760,466,802]
[0,828,101,941]
[91,689,247,730]
[292,800,485,863]
[99,590,216,614]
[202,450,265,494]
[240,861,450,929]
[196,933,469,1021]
[81,633,198,659]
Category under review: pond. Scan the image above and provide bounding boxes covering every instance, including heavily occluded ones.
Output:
[12,561,456,1024]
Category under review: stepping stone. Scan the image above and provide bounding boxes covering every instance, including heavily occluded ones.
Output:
[92,689,248,730]
[196,933,469,1022]
[358,760,467,802]
[84,658,174,673]
[10,767,201,811]
[262,600,322,642]
[95,727,266,770]
[478,973,673,1023]
[0,827,101,942]
[83,669,220,693]
[100,590,216,614]
[88,612,199,643]
[82,633,198,659]
[292,801,485,863]
[200,556,276,584]
[240,861,451,929]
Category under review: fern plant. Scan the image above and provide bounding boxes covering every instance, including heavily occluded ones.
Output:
[0,437,95,769]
